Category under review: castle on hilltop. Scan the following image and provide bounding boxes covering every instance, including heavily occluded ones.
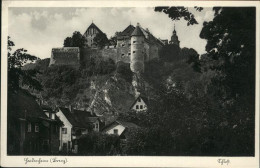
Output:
[49,22,180,73]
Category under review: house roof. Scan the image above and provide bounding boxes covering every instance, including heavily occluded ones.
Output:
[116,120,139,128]
[8,89,48,121]
[101,120,139,132]
[117,24,164,46]
[85,23,103,34]
[129,95,149,109]
[119,24,135,37]
[59,107,98,129]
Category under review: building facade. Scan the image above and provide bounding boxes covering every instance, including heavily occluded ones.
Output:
[49,22,173,72]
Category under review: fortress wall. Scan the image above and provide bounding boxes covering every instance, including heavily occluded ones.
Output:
[49,47,80,67]
[149,43,161,60]
[80,48,103,64]
[116,39,131,63]
[117,46,131,63]
[101,48,118,62]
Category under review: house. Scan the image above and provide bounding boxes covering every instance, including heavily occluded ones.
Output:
[102,120,139,146]
[41,105,63,154]
[7,89,62,155]
[130,95,148,112]
[55,107,102,153]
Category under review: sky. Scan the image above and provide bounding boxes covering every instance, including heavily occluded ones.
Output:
[8,7,215,59]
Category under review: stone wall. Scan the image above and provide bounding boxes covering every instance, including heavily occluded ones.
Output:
[49,47,80,67]
[102,48,118,62]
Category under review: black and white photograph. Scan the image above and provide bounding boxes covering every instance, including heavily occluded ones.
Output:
[1,0,259,167]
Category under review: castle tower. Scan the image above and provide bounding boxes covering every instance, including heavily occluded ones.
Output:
[169,24,180,47]
[130,23,145,73]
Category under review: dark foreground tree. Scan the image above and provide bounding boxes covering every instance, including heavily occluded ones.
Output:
[199,7,256,155]
[8,36,42,91]
[155,7,203,25]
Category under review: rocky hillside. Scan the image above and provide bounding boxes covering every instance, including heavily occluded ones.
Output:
[23,45,200,124]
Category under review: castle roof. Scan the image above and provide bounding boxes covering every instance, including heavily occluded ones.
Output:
[117,24,164,46]
[120,24,135,37]
[131,24,145,37]
[85,22,103,34]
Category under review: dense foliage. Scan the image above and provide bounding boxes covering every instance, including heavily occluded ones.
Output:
[63,31,86,48]
[8,36,42,91]
[118,7,255,156]
[78,132,121,155]
[93,32,109,48]
[155,7,203,26]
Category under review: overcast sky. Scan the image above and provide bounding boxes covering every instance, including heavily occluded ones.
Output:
[8,7,214,59]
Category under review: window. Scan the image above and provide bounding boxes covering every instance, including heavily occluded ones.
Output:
[133,51,136,53]
[138,98,141,102]
[140,105,143,109]
[45,112,49,117]
[94,123,99,131]
[27,122,31,132]
[121,54,125,57]
[122,44,125,47]
[133,41,136,43]
[51,113,55,120]
[136,105,139,109]
[62,128,67,134]
[128,53,131,55]
[114,129,118,135]
[35,124,39,132]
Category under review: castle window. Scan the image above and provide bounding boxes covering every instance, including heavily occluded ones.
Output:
[62,128,67,134]
[35,124,39,132]
[28,122,32,132]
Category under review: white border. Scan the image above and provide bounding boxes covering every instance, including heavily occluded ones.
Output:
[1,1,260,167]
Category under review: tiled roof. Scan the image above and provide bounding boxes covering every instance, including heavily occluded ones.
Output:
[129,95,148,109]
[119,24,135,37]
[59,107,98,129]
[85,23,104,34]
[118,24,164,45]
[116,120,139,128]
[101,120,139,132]
[8,89,48,120]
[131,25,145,37]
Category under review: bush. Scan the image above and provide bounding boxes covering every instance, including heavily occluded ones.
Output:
[78,132,121,155]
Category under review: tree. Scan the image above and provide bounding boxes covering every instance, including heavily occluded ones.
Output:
[93,33,109,48]
[116,62,133,83]
[154,7,203,25]
[8,36,42,91]
[63,31,86,48]
[159,44,181,62]
[199,7,256,155]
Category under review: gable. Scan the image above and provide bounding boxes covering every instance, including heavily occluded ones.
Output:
[84,23,103,36]
[130,96,148,110]
[105,124,126,136]
[56,109,73,128]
